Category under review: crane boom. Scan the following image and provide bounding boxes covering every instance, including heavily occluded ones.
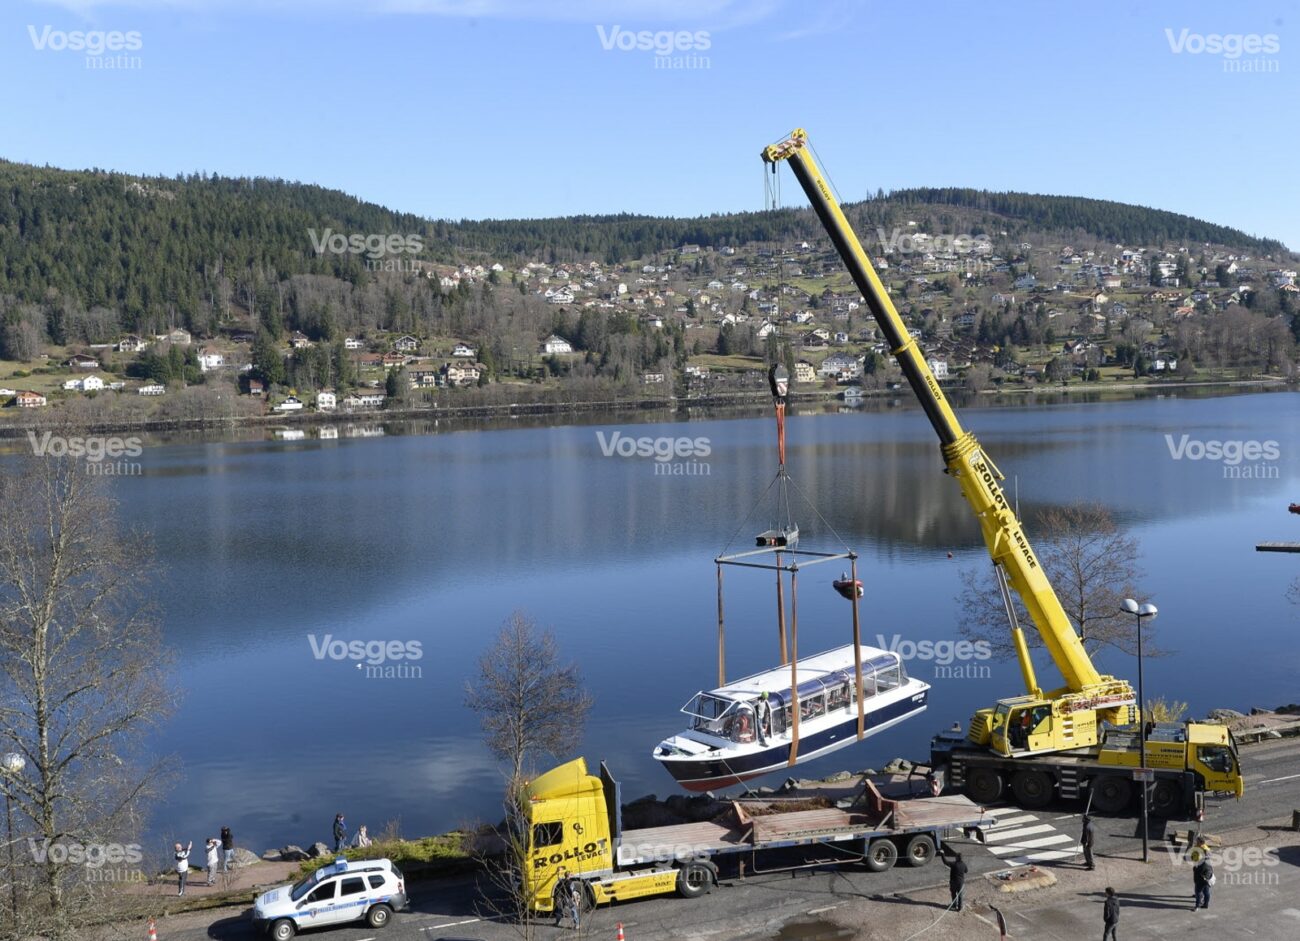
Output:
[762,129,1135,754]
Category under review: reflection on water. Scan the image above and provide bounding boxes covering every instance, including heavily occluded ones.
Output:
[35,389,1300,851]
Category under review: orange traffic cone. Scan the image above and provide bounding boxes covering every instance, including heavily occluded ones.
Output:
[616,924,625,941]
[147,918,158,941]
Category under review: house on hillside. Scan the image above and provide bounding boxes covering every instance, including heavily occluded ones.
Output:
[166,328,192,346]
[443,362,482,387]
[66,354,99,370]
[198,347,225,372]
[14,390,47,407]
[116,334,147,353]
[542,335,573,355]
[344,337,364,350]
[451,343,477,358]
[316,389,336,411]
[794,361,817,384]
[393,335,419,352]
[274,396,304,412]
[137,384,165,396]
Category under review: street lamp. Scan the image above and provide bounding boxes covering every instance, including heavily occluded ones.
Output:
[1122,598,1158,862]
[0,752,24,924]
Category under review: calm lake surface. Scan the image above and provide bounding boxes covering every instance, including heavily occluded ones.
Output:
[67,390,1300,851]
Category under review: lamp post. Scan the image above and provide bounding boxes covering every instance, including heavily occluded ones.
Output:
[1122,598,1157,862]
[0,752,24,925]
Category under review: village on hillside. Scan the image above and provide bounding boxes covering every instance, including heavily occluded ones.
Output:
[2,225,1296,420]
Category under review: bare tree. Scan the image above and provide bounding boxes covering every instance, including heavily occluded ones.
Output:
[958,503,1154,660]
[0,449,175,938]
[465,612,592,785]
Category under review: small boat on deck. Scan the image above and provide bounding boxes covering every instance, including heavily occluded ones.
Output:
[652,644,930,792]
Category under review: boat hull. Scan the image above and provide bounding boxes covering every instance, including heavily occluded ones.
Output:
[657,688,928,792]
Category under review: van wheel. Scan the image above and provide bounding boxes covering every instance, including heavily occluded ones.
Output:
[864,838,899,872]
[902,834,935,867]
[676,862,712,898]
[270,920,296,941]
[966,767,1003,804]
[366,903,393,928]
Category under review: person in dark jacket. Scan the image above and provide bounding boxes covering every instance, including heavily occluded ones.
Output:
[333,813,347,853]
[1192,856,1213,910]
[940,844,968,911]
[1102,886,1120,940]
[1081,814,1095,870]
[220,825,234,872]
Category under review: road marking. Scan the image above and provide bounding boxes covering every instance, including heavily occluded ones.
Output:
[423,919,481,931]
[808,905,839,914]
[985,824,1055,841]
[1001,848,1078,866]
[988,834,1077,854]
[986,813,1039,829]
[1259,773,1300,785]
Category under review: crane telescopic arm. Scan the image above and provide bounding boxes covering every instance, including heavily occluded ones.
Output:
[761,129,1108,698]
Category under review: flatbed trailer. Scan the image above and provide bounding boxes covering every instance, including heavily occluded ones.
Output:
[523,759,997,913]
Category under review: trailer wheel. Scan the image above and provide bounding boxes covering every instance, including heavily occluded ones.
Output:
[864,838,899,872]
[1149,779,1181,817]
[1090,775,1133,814]
[966,767,1004,804]
[1011,770,1054,809]
[902,834,935,867]
[676,861,712,899]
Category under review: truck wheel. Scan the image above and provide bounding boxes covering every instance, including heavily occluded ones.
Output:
[1091,775,1132,814]
[270,920,295,941]
[366,903,393,928]
[676,862,712,899]
[864,838,899,872]
[1011,770,1054,809]
[966,767,1003,804]
[1149,779,1181,817]
[902,834,935,867]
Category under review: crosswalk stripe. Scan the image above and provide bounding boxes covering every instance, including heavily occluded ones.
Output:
[1001,849,1079,865]
[985,814,1039,830]
[987,835,1078,854]
[985,824,1055,841]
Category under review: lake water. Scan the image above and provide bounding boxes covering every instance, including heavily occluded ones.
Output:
[43,390,1300,852]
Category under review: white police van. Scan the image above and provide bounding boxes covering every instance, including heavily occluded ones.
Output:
[251,857,408,939]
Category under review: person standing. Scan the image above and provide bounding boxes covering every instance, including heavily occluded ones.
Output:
[1081,814,1095,871]
[1102,886,1120,941]
[755,692,772,746]
[220,825,234,872]
[553,869,572,928]
[940,844,967,912]
[1192,853,1214,910]
[567,874,584,931]
[174,840,192,896]
[333,813,347,853]
[204,837,221,886]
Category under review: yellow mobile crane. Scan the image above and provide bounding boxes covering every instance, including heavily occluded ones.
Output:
[762,130,1242,815]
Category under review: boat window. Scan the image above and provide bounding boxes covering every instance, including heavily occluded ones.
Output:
[874,661,902,691]
[683,693,737,734]
[800,692,825,721]
[532,822,563,849]
[827,681,852,711]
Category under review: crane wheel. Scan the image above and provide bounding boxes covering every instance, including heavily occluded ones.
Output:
[966,768,1004,804]
[1011,770,1054,809]
[1150,779,1181,817]
[1090,775,1133,814]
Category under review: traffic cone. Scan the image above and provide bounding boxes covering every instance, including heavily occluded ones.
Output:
[616,924,625,941]
[146,918,158,941]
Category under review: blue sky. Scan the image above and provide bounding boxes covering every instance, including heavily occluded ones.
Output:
[3,0,1296,249]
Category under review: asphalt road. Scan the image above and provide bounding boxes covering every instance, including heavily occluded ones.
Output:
[152,737,1300,941]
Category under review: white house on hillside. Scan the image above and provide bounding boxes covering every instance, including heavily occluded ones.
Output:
[542,335,573,355]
